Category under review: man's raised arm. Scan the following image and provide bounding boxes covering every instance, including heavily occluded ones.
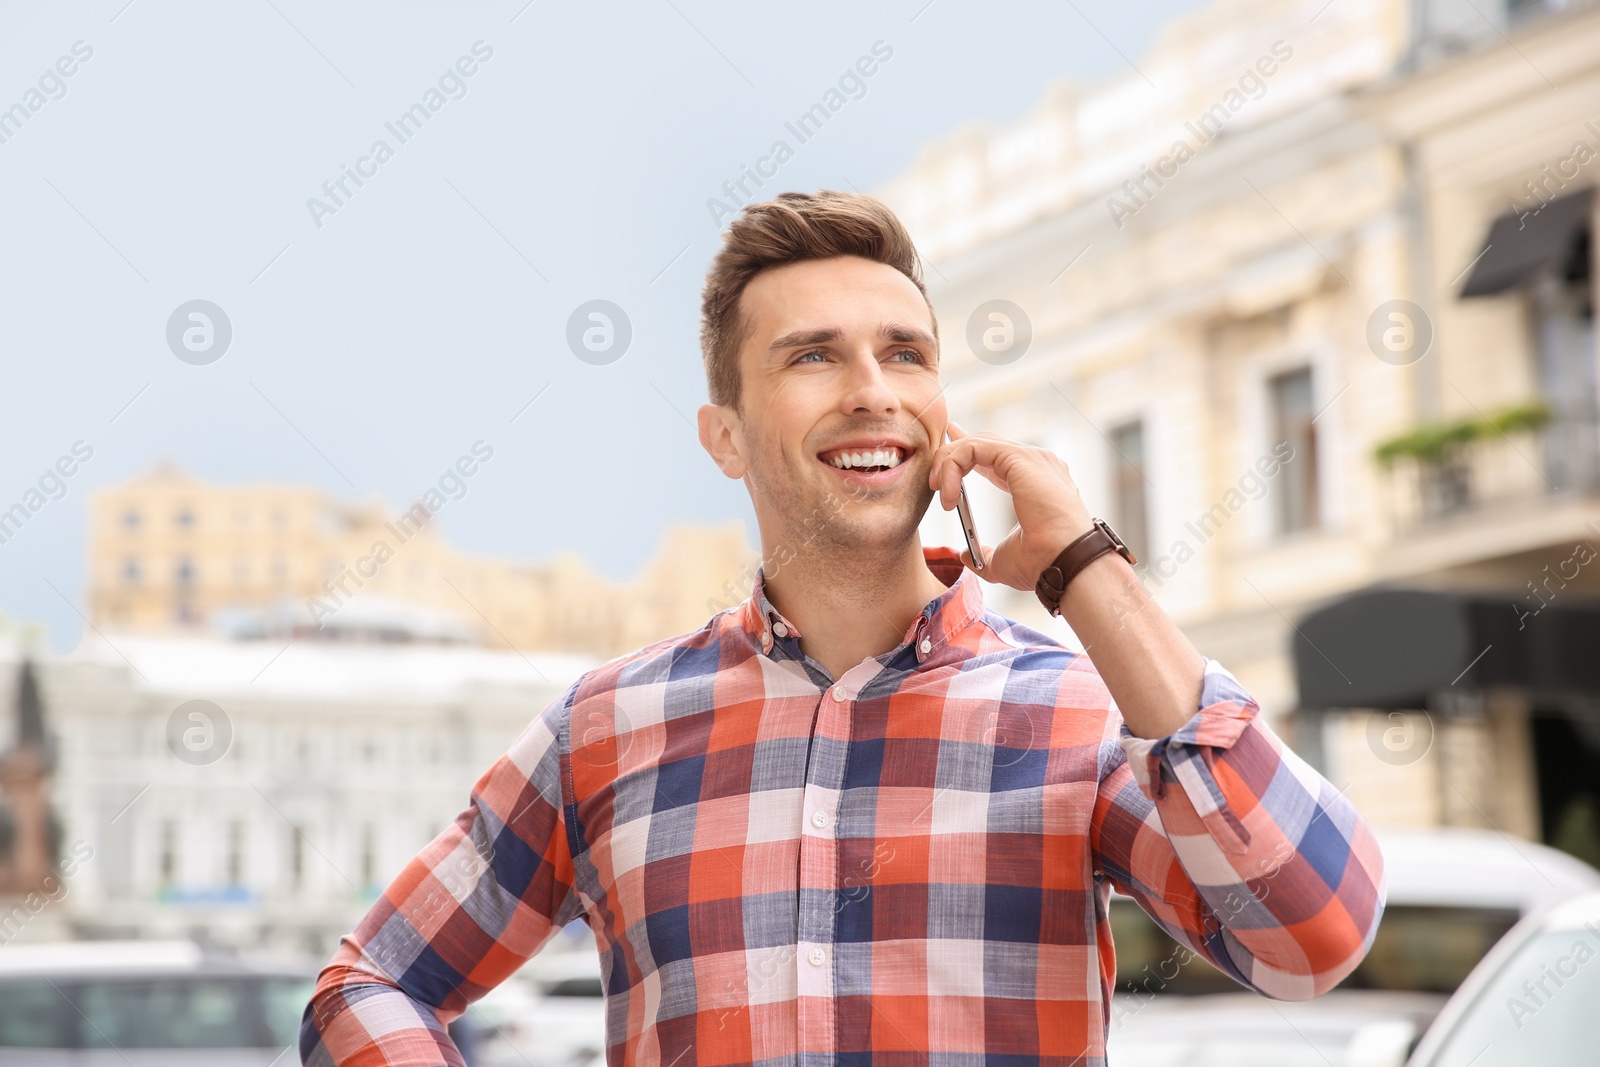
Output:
[928,427,1385,998]
[299,686,588,1066]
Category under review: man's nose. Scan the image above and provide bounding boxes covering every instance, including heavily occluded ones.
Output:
[838,352,900,415]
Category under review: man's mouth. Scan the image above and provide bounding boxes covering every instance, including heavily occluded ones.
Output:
[818,445,907,474]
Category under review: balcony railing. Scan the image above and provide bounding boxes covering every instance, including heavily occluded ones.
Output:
[1379,413,1600,530]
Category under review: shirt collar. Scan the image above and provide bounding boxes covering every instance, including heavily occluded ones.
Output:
[737,546,984,665]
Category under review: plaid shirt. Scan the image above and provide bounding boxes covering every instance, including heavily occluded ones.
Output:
[300,548,1385,1066]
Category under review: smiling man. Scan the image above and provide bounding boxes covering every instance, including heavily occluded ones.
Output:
[300,190,1386,1066]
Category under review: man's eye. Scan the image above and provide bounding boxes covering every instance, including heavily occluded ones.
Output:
[794,349,827,364]
[889,347,925,363]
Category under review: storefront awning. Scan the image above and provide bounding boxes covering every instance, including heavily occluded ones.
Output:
[1459,186,1593,298]
[1293,586,1600,711]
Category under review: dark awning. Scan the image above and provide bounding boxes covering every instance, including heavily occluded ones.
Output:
[1459,186,1593,298]
[1292,586,1600,711]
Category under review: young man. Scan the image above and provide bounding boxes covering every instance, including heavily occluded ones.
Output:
[299,191,1385,1065]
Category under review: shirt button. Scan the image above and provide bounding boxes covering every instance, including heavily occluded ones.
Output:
[773,621,789,637]
[918,637,932,654]
[811,810,829,828]
[808,947,826,967]
[832,685,848,702]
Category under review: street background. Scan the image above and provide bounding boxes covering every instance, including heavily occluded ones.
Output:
[1,0,1598,1063]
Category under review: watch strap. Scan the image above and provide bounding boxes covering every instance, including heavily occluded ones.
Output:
[1034,518,1137,617]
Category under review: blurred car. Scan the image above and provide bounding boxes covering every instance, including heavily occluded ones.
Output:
[1105,827,1600,1067]
[0,939,312,1065]
[1404,889,1600,1066]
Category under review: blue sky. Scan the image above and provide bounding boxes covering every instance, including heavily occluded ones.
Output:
[0,0,1211,651]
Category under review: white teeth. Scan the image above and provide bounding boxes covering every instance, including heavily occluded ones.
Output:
[828,448,904,469]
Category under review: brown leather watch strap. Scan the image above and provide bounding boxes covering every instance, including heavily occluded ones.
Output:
[1034,518,1137,617]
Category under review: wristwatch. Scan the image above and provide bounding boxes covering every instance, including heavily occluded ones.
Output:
[1034,518,1137,617]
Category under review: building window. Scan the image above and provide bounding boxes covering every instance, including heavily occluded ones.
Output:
[360,824,377,888]
[289,825,305,890]
[1527,260,1597,490]
[234,558,248,584]
[174,507,195,530]
[1108,420,1150,565]
[121,508,140,530]
[226,821,246,885]
[272,557,287,584]
[1269,367,1321,534]
[174,557,195,585]
[121,557,141,584]
[159,820,178,887]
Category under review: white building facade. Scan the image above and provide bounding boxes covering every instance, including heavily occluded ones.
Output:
[16,622,590,957]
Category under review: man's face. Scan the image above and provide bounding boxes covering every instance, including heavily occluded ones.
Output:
[698,254,947,557]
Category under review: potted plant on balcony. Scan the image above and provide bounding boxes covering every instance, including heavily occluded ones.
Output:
[1373,400,1550,519]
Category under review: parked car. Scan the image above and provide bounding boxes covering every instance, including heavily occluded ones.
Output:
[1404,889,1600,1066]
[0,939,312,1065]
[1105,827,1600,1067]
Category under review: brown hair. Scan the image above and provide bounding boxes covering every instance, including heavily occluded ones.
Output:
[699,190,936,410]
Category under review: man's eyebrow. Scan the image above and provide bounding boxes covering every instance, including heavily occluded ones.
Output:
[767,327,840,354]
[882,323,936,347]
[766,323,936,355]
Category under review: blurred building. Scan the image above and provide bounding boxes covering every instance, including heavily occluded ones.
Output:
[86,461,758,660]
[0,613,592,956]
[0,659,57,905]
[885,0,1600,862]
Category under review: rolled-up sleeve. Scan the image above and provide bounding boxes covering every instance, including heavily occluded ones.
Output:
[299,686,587,1066]
[1091,657,1386,1001]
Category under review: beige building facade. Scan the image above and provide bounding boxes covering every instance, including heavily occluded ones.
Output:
[888,0,1600,862]
[86,461,758,660]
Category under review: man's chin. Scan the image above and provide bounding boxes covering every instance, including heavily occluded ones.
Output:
[812,488,933,549]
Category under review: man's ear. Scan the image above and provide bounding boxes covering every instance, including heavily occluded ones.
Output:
[698,403,748,480]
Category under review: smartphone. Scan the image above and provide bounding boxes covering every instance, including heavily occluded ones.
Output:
[944,428,984,570]
[955,485,984,570]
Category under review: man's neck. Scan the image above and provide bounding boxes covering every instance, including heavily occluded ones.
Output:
[761,537,952,682]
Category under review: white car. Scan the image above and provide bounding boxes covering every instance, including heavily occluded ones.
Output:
[0,939,312,1065]
[1404,889,1600,1066]
[1105,828,1600,1067]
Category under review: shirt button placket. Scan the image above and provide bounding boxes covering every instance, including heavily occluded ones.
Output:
[796,676,853,1057]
